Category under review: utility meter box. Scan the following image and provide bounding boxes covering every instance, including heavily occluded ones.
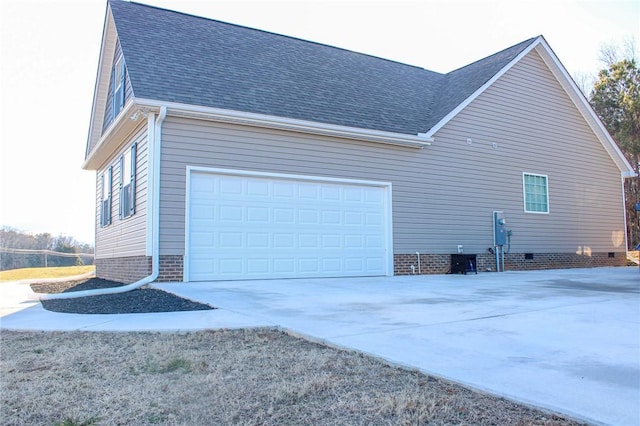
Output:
[493,211,507,246]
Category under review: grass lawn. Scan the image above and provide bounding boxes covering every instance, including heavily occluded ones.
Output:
[0,265,95,282]
[1,329,582,426]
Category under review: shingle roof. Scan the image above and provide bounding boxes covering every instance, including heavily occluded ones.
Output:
[109,0,536,135]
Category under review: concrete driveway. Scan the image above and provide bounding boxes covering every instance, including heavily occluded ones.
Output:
[154,267,640,426]
[2,267,639,425]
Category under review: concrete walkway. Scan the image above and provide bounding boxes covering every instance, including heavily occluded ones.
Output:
[2,267,639,425]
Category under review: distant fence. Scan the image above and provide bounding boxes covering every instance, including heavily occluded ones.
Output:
[0,248,95,269]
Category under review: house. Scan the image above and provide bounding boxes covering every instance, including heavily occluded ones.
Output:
[85,0,635,284]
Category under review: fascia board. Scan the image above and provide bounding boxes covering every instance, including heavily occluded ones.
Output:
[424,37,541,138]
[135,98,433,148]
[533,39,636,177]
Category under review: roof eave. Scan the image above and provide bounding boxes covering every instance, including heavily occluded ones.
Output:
[135,98,433,149]
[83,100,151,170]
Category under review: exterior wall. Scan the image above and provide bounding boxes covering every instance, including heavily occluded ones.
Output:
[145,48,627,279]
[430,50,626,257]
[95,123,149,261]
[157,50,625,263]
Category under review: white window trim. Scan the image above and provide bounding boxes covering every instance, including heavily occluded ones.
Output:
[522,172,549,214]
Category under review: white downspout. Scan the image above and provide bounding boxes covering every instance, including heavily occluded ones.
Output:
[30,106,167,301]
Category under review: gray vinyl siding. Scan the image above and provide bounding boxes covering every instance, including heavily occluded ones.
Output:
[432,50,625,254]
[158,49,625,256]
[95,124,149,259]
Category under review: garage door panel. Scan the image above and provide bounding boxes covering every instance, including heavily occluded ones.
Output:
[247,233,269,248]
[219,177,244,194]
[364,187,384,203]
[273,258,295,273]
[247,207,269,222]
[247,180,269,196]
[190,232,215,247]
[187,170,390,281]
[298,210,319,224]
[219,258,243,274]
[273,233,295,248]
[321,186,341,201]
[247,258,270,273]
[366,235,384,248]
[366,212,383,226]
[299,184,319,199]
[321,210,341,224]
[273,208,295,224]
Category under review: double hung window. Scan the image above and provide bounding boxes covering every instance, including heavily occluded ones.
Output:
[100,167,112,227]
[120,143,137,219]
[523,173,549,213]
[113,57,125,117]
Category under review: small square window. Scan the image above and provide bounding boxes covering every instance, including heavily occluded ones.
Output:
[523,173,549,213]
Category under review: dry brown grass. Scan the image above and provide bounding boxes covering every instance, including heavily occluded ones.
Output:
[1,329,582,426]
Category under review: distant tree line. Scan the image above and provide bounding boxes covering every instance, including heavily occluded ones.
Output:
[0,226,94,271]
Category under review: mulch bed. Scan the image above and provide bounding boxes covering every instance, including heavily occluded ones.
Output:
[31,278,215,315]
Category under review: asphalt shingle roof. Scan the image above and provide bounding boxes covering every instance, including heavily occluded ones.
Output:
[109,0,536,135]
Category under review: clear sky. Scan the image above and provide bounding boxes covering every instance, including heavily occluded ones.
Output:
[0,0,638,245]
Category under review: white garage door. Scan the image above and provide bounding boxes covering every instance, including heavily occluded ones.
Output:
[186,168,392,281]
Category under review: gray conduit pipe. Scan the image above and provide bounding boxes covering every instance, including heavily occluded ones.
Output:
[29,106,167,301]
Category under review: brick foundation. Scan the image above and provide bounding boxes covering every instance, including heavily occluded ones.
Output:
[96,255,184,283]
[157,255,184,282]
[394,254,451,275]
[98,252,627,282]
[502,252,627,271]
[95,256,152,283]
[394,252,627,275]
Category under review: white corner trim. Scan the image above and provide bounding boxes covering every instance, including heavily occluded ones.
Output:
[424,37,542,138]
[135,98,432,148]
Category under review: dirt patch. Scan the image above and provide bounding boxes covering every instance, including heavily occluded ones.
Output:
[1,329,583,425]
